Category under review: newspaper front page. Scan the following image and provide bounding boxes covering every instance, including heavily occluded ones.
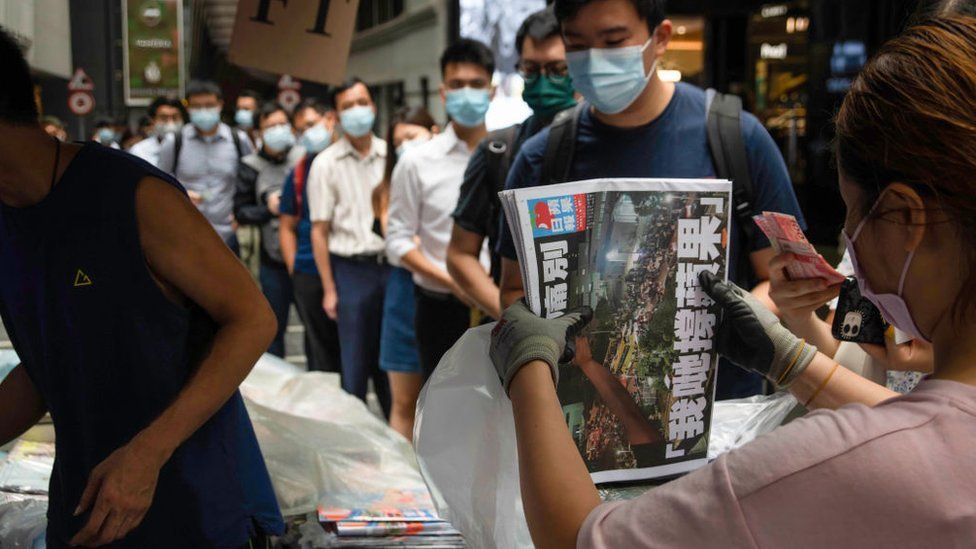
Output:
[501,179,732,483]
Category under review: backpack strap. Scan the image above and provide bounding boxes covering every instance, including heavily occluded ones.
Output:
[540,103,586,185]
[171,132,183,174]
[295,156,308,220]
[230,128,245,160]
[706,89,759,283]
[485,125,520,194]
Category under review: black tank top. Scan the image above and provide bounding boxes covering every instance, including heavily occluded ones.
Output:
[0,143,283,547]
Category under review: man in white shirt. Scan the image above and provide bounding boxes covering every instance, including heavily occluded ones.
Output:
[386,40,495,379]
[307,78,391,415]
[129,96,186,167]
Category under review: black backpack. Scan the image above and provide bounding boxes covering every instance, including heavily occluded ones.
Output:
[539,90,760,284]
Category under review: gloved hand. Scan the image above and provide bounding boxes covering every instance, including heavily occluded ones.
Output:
[700,271,817,389]
[490,301,593,393]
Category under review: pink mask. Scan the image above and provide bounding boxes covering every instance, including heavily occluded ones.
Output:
[843,191,930,342]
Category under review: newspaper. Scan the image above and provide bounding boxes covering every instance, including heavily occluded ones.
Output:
[500,179,732,483]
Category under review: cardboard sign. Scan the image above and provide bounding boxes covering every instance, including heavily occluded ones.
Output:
[228,0,361,86]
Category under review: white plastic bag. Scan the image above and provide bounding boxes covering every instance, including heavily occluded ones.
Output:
[241,355,428,518]
[415,326,800,549]
[707,391,798,460]
[0,495,47,549]
[414,324,533,549]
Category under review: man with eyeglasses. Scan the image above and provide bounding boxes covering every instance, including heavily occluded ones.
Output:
[448,7,577,321]
[386,38,496,380]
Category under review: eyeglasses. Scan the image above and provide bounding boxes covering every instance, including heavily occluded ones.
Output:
[517,61,570,82]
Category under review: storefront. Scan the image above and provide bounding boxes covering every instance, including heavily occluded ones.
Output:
[671,0,922,245]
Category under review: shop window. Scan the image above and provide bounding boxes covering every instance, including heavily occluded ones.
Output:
[356,0,405,32]
[660,17,706,87]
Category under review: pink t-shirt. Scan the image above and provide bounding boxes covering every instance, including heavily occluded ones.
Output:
[579,380,976,548]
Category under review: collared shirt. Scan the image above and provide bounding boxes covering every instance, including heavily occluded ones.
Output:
[387,124,489,293]
[157,123,253,243]
[307,135,387,257]
[128,135,164,166]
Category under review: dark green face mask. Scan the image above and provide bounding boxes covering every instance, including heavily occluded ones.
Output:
[522,75,576,116]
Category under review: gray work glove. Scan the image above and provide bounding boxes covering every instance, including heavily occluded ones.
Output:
[700,271,817,389]
[490,301,593,393]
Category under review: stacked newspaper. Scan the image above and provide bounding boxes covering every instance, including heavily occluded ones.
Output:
[499,178,732,483]
[316,489,463,547]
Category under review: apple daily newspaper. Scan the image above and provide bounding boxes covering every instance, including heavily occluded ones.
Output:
[500,179,732,483]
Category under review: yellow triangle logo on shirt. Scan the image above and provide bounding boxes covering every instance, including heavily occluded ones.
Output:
[73,269,93,287]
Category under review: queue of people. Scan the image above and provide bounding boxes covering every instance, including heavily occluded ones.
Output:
[3,0,976,545]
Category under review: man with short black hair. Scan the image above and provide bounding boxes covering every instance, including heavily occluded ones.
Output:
[0,26,283,547]
[92,116,120,148]
[236,89,262,146]
[280,98,341,374]
[449,7,576,320]
[387,38,498,380]
[129,96,186,166]
[308,78,391,413]
[497,0,807,399]
[236,102,304,357]
[158,80,254,253]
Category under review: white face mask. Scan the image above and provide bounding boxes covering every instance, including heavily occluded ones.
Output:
[843,189,929,342]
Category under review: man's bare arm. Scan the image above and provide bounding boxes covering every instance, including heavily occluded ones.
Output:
[279,213,299,274]
[500,258,525,311]
[447,225,501,319]
[71,177,277,546]
[311,220,338,320]
[0,364,47,447]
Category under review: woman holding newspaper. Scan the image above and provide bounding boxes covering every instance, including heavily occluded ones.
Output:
[489,17,976,548]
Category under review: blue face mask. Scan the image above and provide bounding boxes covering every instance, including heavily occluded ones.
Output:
[339,106,376,138]
[262,124,295,154]
[446,87,491,128]
[190,108,221,132]
[235,109,254,129]
[566,38,657,115]
[96,128,116,143]
[301,124,332,154]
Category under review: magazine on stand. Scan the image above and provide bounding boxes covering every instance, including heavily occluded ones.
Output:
[500,179,732,483]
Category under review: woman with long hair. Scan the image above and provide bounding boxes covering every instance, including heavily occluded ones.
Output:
[372,106,438,440]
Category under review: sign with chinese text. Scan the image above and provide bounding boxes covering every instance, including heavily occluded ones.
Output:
[122,0,184,106]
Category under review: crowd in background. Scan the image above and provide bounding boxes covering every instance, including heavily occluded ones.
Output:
[32,1,941,443]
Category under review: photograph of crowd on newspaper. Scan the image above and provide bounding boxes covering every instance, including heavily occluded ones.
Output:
[543,191,729,475]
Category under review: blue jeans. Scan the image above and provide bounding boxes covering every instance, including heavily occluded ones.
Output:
[331,255,392,418]
[259,261,292,358]
[380,267,421,373]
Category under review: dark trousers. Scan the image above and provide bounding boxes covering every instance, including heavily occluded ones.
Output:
[292,271,341,373]
[259,261,292,358]
[331,254,392,417]
[414,287,470,381]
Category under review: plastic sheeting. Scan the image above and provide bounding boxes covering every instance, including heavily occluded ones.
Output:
[0,494,46,549]
[415,324,799,549]
[241,355,429,518]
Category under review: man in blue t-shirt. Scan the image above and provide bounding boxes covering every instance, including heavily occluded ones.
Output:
[279,99,342,374]
[497,0,807,399]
